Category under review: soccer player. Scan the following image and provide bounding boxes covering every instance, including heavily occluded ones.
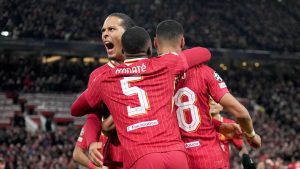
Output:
[71,13,136,168]
[71,26,211,169]
[73,114,108,169]
[210,98,256,169]
[154,20,261,169]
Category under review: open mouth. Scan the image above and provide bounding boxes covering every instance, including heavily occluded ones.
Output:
[105,42,114,50]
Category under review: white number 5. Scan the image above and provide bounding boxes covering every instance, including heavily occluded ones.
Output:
[121,76,150,117]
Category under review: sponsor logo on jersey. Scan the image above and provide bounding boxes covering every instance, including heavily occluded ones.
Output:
[219,82,227,88]
[77,128,84,142]
[185,141,200,148]
[214,71,223,82]
[127,120,159,132]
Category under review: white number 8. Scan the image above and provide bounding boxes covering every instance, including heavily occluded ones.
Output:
[174,87,201,132]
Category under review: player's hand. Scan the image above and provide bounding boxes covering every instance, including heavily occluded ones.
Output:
[246,134,261,149]
[88,142,104,167]
[219,123,243,139]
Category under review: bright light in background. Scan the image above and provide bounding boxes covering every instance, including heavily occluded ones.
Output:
[242,61,247,67]
[219,63,228,71]
[83,57,95,64]
[42,56,62,64]
[1,31,10,36]
[99,57,109,64]
[254,62,260,67]
[70,58,79,63]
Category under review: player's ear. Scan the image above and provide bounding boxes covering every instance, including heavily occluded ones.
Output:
[153,37,158,49]
[180,37,185,49]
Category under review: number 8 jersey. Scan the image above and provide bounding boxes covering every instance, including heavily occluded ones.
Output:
[174,64,230,169]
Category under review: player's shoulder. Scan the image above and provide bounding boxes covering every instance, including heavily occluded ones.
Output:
[152,52,182,68]
[91,62,115,76]
[90,62,116,81]
[197,64,214,71]
[187,64,213,74]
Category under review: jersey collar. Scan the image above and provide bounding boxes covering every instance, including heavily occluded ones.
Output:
[107,60,119,68]
[124,58,148,65]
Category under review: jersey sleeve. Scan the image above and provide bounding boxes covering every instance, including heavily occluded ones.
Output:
[232,137,244,150]
[204,65,229,102]
[76,125,88,150]
[84,113,103,147]
[159,47,211,76]
[85,77,103,108]
[181,47,211,68]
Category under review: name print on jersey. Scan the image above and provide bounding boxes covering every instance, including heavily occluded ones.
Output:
[115,63,147,74]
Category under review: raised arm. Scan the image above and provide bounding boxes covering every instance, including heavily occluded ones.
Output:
[180,47,211,69]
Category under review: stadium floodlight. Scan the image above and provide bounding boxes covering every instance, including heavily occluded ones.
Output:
[99,57,109,64]
[1,31,10,36]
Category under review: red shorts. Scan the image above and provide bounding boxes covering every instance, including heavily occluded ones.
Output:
[130,150,189,169]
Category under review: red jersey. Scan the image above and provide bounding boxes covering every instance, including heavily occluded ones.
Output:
[217,117,244,169]
[76,123,108,153]
[103,130,123,167]
[88,61,118,87]
[88,61,124,166]
[287,162,300,169]
[83,61,117,145]
[85,53,189,168]
[174,65,229,169]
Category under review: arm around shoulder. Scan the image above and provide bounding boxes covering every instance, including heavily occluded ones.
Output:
[71,91,92,117]
[181,47,211,68]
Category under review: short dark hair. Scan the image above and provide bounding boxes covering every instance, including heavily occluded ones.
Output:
[121,26,151,54]
[156,20,184,41]
[109,13,136,30]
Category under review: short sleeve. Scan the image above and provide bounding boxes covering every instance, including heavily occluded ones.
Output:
[204,66,229,102]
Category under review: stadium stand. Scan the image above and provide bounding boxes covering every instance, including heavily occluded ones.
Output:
[0,0,300,51]
[0,0,299,168]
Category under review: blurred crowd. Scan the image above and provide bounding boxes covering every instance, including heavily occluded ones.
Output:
[0,126,80,169]
[217,63,300,168]
[0,55,100,93]
[1,0,300,51]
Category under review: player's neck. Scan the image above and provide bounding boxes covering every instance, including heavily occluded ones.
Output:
[108,60,122,65]
[108,58,123,64]
[158,47,181,55]
[124,52,148,59]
